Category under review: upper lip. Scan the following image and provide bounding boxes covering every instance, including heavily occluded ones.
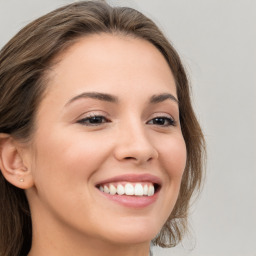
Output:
[95,173,162,186]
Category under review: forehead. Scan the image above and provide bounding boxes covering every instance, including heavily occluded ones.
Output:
[43,33,177,104]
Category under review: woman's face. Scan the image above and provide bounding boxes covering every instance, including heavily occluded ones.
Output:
[25,34,186,246]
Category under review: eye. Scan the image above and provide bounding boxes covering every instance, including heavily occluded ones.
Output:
[77,115,110,126]
[147,116,176,127]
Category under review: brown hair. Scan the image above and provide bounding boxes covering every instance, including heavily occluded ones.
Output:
[0,1,205,255]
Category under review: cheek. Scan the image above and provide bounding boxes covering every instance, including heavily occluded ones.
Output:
[28,133,113,219]
[158,135,187,180]
[153,134,186,225]
[31,132,111,186]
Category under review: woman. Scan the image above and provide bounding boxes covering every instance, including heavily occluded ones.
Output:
[0,1,205,256]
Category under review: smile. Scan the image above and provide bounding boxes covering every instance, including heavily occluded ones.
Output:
[98,182,156,196]
[95,174,162,208]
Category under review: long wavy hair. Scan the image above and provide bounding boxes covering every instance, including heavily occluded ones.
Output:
[0,1,205,255]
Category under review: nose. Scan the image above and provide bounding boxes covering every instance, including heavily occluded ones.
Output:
[113,120,158,165]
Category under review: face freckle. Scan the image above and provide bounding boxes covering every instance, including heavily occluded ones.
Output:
[26,34,187,247]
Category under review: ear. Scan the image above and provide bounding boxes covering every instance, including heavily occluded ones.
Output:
[0,133,34,189]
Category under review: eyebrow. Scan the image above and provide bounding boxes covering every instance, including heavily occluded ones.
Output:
[150,93,178,104]
[65,92,118,106]
[65,91,178,107]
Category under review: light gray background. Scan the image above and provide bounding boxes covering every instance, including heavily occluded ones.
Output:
[0,0,255,255]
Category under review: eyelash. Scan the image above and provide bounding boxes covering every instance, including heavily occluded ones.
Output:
[77,114,176,127]
[146,116,176,127]
[77,114,110,126]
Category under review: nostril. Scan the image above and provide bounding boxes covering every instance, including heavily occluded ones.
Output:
[123,156,153,163]
[114,144,158,163]
[124,157,135,160]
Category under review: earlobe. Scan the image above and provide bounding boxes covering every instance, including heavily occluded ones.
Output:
[0,133,34,189]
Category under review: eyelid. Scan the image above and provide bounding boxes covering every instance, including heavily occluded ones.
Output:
[75,110,111,124]
[76,110,109,120]
[149,112,175,120]
[146,112,177,126]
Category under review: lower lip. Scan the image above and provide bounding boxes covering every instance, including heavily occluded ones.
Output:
[97,189,159,208]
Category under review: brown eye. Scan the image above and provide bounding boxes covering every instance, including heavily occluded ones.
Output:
[147,117,175,127]
[77,115,110,126]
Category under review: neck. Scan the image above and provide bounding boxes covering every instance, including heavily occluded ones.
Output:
[28,236,150,256]
[27,213,151,256]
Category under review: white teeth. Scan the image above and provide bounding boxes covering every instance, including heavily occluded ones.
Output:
[117,184,125,195]
[104,185,109,194]
[134,183,143,196]
[143,184,148,195]
[125,183,134,195]
[109,184,116,195]
[148,185,155,196]
[99,183,156,197]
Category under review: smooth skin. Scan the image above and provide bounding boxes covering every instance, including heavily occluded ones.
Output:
[0,34,186,256]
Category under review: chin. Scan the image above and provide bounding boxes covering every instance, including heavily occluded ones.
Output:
[98,221,160,245]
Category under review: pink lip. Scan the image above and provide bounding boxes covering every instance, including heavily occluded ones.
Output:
[98,191,159,208]
[95,173,161,208]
